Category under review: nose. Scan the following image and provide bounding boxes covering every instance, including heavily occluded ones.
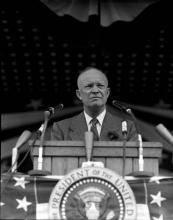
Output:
[91,85,99,93]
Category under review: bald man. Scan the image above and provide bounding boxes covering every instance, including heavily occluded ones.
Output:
[51,67,137,141]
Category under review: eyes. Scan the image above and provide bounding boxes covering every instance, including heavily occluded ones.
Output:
[84,83,106,90]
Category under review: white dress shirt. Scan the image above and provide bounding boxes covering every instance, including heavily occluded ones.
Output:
[84,109,106,136]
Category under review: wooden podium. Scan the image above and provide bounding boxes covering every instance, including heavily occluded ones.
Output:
[31,140,162,176]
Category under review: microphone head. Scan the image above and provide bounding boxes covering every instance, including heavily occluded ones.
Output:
[47,107,55,115]
[14,130,32,149]
[112,100,131,113]
[57,103,64,110]
[122,121,127,134]
[47,103,64,116]
[155,124,173,145]
[44,110,51,120]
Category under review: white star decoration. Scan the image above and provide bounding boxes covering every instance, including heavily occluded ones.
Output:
[152,214,163,220]
[16,196,32,212]
[13,177,29,189]
[150,191,166,207]
[149,176,162,184]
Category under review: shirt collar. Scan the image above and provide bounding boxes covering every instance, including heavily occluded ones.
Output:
[84,109,106,126]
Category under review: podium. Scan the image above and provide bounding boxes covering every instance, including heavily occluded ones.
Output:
[30,140,162,176]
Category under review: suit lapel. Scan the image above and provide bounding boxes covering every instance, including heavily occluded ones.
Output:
[69,112,88,140]
[68,111,121,141]
[100,112,121,141]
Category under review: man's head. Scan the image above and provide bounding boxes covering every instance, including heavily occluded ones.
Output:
[76,67,110,116]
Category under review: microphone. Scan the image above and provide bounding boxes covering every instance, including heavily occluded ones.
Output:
[127,109,154,177]
[47,103,64,116]
[33,104,64,138]
[124,108,147,176]
[122,120,128,137]
[29,103,63,176]
[156,124,173,145]
[122,120,127,178]
[14,130,32,149]
[82,131,104,168]
[112,100,153,177]
[32,123,44,140]
[29,110,51,176]
[12,130,32,172]
[112,100,130,113]
[84,131,94,162]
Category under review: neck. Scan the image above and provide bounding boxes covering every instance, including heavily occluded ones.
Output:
[84,106,105,118]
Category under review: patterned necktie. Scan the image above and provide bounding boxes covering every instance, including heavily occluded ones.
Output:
[90,118,99,141]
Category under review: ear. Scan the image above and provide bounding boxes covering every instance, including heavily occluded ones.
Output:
[76,89,82,100]
[107,87,111,98]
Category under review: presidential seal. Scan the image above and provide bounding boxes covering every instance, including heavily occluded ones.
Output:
[49,167,136,220]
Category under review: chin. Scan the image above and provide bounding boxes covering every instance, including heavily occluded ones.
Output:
[91,99,102,104]
[90,102,101,106]
[89,103,103,110]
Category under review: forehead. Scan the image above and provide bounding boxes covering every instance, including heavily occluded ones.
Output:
[78,69,108,86]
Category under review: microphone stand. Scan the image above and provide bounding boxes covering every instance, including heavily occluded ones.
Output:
[28,104,63,176]
[127,109,154,177]
[122,120,127,178]
[112,100,154,177]
[28,111,51,176]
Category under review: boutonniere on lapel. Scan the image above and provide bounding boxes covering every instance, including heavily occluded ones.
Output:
[107,130,119,140]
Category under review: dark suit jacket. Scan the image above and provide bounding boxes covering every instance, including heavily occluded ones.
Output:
[51,111,138,141]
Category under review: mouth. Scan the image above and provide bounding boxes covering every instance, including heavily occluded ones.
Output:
[90,97,101,101]
[90,97,102,103]
[90,97,101,99]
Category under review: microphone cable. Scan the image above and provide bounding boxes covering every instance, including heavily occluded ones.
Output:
[13,134,38,173]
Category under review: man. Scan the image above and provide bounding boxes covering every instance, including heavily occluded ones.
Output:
[51,67,137,141]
